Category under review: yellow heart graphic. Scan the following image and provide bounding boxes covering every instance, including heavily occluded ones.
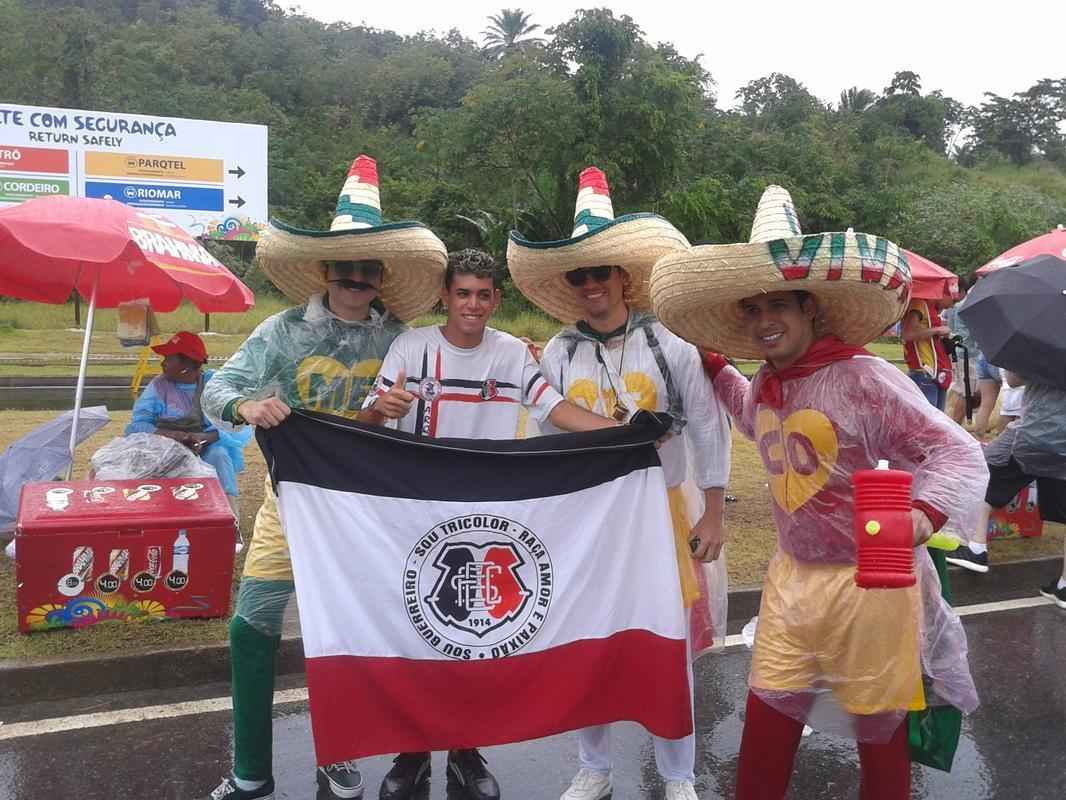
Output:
[755,407,839,513]
[296,356,382,417]
[566,373,658,417]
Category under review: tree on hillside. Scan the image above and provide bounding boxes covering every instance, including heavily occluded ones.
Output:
[964,78,1066,166]
[735,73,824,128]
[482,9,544,58]
[884,70,922,96]
[838,87,877,113]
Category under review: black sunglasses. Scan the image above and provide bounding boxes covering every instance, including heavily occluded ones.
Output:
[327,278,379,292]
[564,266,615,287]
[325,260,384,281]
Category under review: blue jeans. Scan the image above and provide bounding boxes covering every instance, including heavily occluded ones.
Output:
[908,371,946,411]
[975,353,1001,383]
[201,441,238,496]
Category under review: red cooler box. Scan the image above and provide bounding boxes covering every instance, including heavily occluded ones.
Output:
[16,478,236,633]
[988,482,1042,540]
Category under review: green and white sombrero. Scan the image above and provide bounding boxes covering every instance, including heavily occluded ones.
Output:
[507,167,689,323]
[256,154,446,322]
[650,185,912,358]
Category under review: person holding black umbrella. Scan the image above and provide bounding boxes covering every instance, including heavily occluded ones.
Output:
[948,255,1066,602]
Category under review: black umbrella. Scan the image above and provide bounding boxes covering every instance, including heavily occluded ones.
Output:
[958,254,1066,389]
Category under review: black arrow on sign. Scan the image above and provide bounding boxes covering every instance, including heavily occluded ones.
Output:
[228,196,246,208]
[228,166,245,179]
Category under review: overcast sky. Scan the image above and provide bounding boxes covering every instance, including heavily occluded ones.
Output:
[288,0,1062,109]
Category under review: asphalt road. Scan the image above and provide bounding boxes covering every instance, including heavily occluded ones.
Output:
[1,598,1063,800]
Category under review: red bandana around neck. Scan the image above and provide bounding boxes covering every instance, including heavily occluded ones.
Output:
[755,336,872,409]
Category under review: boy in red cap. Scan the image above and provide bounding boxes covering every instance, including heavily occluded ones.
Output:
[125,331,248,513]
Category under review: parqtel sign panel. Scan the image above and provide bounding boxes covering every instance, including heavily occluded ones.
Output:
[0,103,267,241]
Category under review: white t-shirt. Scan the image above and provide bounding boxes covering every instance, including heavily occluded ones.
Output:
[999,369,1026,417]
[540,317,731,489]
[367,326,564,439]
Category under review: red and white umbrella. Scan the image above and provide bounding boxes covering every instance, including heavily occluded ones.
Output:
[976,225,1066,276]
[903,249,959,300]
[0,196,254,470]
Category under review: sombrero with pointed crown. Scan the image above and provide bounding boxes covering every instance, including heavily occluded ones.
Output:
[649,185,912,358]
[507,167,689,323]
[256,155,446,322]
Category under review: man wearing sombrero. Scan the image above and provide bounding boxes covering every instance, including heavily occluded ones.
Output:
[508,167,732,800]
[199,155,447,800]
[651,186,986,799]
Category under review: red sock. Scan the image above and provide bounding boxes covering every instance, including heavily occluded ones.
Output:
[735,691,805,800]
[856,719,912,800]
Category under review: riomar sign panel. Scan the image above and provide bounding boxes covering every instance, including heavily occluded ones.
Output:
[0,104,267,241]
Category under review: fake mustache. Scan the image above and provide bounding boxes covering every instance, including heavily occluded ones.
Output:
[328,279,379,292]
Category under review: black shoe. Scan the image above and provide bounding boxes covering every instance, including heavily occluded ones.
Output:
[318,760,365,799]
[945,547,989,574]
[1038,580,1066,610]
[446,749,500,800]
[379,752,431,800]
[201,775,275,800]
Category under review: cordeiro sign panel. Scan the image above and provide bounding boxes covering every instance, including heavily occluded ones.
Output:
[0,103,267,241]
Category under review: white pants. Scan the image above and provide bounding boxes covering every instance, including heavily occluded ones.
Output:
[576,611,696,782]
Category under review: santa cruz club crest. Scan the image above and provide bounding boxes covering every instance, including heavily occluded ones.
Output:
[404,514,553,661]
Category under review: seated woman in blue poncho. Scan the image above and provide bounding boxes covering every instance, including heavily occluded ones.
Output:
[124,331,251,514]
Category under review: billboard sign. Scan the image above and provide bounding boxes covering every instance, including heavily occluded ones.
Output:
[0,104,267,240]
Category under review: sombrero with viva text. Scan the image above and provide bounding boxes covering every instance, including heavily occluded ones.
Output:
[507,167,689,323]
[649,185,912,358]
[256,154,446,322]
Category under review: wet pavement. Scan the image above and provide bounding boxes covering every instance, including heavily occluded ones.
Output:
[1,602,1063,799]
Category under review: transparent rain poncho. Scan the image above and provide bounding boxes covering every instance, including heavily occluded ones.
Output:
[712,353,986,742]
[200,294,407,634]
[541,312,732,656]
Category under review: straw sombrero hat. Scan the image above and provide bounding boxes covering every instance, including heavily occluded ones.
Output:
[649,186,912,358]
[256,155,446,322]
[507,167,689,323]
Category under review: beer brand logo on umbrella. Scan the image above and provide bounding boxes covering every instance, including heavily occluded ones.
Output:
[404,514,553,661]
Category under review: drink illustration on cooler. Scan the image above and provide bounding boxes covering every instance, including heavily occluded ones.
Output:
[45,487,74,511]
[83,486,115,503]
[172,483,203,501]
[124,484,161,502]
[57,545,93,597]
[146,546,162,579]
[108,549,130,580]
[165,529,190,591]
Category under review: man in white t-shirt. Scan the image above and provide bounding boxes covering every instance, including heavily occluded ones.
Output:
[363,249,617,800]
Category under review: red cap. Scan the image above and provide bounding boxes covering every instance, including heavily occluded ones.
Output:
[152,331,207,364]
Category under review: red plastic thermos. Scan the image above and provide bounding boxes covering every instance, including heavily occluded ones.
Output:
[853,460,916,589]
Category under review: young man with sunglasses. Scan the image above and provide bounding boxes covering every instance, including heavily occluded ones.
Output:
[364,248,618,800]
[199,154,448,800]
[540,263,731,800]
[507,167,731,800]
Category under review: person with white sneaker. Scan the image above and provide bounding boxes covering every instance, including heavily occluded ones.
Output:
[364,248,619,800]
[198,155,447,800]
[949,371,1066,582]
[508,168,732,800]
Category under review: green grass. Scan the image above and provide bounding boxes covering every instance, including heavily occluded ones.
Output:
[0,408,1061,660]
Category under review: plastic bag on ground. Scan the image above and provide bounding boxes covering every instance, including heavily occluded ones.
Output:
[90,432,218,482]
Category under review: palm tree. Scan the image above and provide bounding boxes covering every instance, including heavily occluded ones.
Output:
[482,9,544,58]
[838,86,878,113]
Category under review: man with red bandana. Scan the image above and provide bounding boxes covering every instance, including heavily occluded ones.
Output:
[651,186,986,800]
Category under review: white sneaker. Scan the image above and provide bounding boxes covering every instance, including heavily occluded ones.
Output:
[664,780,698,800]
[560,768,612,800]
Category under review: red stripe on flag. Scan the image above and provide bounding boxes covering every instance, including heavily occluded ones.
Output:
[305,630,690,764]
[428,350,442,438]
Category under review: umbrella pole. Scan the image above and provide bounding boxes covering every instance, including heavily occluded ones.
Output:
[65,273,99,480]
